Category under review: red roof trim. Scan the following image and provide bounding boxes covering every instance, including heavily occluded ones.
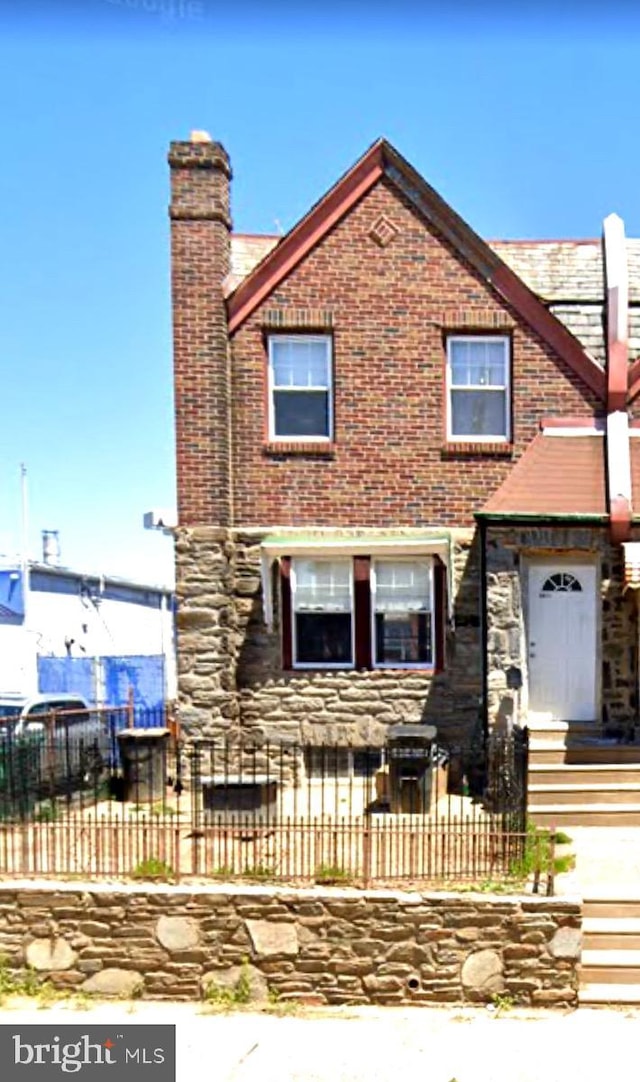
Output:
[608,339,628,411]
[227,138,606,402]
[228,142,385,334]
[628,359,640,403]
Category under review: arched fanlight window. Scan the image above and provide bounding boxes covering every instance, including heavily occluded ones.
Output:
[541,572,582,593]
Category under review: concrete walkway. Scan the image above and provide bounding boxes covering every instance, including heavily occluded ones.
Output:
[555,827,640,894]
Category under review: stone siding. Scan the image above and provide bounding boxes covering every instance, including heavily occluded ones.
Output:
[176,525,483,743]
[0,882,580,1007]
[486,524,640,729]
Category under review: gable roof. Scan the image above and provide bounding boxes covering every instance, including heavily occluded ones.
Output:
[226,138,606,400]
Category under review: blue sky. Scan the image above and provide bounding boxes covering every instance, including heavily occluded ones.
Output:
[0,1,639,585]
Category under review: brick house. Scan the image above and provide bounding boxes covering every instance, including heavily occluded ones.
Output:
[168,132,640,750]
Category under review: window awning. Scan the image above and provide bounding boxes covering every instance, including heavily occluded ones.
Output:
[259,533,453,629]
[623,542,640,591]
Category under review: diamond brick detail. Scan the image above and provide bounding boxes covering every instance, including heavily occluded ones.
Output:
[368,214,399,248]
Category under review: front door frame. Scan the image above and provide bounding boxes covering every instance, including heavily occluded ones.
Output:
[523,553,600,723]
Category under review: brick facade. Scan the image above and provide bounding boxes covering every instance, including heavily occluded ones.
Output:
[230,179,600,528]
[169,135,638,742]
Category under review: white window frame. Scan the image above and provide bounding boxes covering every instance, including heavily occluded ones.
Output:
[267,334,333,442]
[446,335,511,443]
[371,558,435,670]
[291,558,354,670]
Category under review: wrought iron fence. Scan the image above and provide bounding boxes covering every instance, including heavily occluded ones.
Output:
[0,711,544,888]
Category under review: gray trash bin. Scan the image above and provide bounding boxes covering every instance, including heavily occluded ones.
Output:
[117,727,170,803]
[387,724,437,813]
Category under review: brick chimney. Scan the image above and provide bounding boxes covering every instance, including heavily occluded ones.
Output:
[169,132,232,526]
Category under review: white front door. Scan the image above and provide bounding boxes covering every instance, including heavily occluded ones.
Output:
[528,562,597,721]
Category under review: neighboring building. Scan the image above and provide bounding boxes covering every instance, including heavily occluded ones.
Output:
[0,537,176,707]
[169,132,640,745]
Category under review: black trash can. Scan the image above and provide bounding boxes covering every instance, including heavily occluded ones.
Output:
[387,724,437,813]
[117,727,170,803]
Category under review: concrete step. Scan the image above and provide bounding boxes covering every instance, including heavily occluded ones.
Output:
[529,783,640,806]
[583,895,640,919]
[583,918,640,951]
[530,743,640,766]
[530,764,640,786]
[581,949,640,983]
[530,804,640,827]
[526,718,602,744]
[580,983,640,1004]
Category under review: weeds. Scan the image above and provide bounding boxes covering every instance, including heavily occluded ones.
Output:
[130,803,180,817]
[242,864,275,881]
[314,864,354,885]
[0,954,51,1003]
[490,992,515,1015]
[131,858,175,880]
[33,800,58,823]
[203,959,252,1009]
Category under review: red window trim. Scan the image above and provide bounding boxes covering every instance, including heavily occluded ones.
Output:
[353,556,372,669]
[279,554,444,673]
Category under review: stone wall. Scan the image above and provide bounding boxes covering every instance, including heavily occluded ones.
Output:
[0,882,580,1007]
[175,525,484,744]
[486,524,640,729]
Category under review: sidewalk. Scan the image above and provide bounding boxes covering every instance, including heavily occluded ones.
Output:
[555,826,640,894]
[2,1000,640,1081]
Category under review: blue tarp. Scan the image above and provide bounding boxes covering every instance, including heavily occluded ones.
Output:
[37,657,95,703]
[38,654,165,710]
[103,656,165,711]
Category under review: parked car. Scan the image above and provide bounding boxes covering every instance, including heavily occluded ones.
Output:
[0,694,109,791]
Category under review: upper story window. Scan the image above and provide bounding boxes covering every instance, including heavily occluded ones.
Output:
[268,335,333,441]
[446,336,510,442]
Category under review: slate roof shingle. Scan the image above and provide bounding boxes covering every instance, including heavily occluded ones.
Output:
[228,233,640,369]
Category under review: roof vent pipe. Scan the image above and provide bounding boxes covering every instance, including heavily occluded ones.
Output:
[41,530,61,566]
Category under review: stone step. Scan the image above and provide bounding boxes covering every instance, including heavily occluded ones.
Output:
[529,783,640,806]
[583,895,640,919]
[530,764,640,786]
[581,949,640,983]
[583,918,640,951]
[529,804,640,827]
[580,983,640,1004]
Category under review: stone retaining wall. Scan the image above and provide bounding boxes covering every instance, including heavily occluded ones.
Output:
[0,882,580,1007]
